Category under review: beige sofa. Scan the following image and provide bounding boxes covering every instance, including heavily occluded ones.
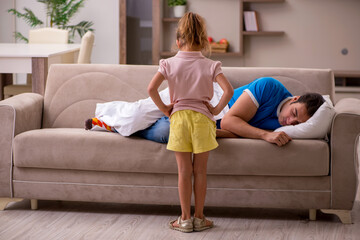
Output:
[1,64,359,224]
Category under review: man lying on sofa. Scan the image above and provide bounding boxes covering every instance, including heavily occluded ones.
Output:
[133,77,325,147]
[87,77,329,147]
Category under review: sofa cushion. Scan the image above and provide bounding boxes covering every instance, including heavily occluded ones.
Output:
[13,128,329,176]
[210,138,329,176]
[13,128,176,173]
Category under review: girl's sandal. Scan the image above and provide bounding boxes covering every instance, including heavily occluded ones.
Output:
[169,216,193,233]
[193,216,214,232]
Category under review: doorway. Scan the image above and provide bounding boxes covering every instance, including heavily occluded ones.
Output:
[121,0,153,65]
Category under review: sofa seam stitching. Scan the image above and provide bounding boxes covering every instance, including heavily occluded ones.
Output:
[12,180,331,192]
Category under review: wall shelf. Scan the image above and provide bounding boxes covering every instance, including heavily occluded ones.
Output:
[163,18,180,22]
[334,70,360,87]
[243,0,285,3]
[160,51,243,58]
[152,0,285,64]
[243,31,284,36]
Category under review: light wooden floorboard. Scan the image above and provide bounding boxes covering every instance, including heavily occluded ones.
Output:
[1,197,360,240]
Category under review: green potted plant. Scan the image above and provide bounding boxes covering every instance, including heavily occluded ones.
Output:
[8,0,94,43]
[167,0,187,18]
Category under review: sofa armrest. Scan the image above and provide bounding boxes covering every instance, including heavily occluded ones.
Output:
[330,98,360,209]
[0,93,43,197]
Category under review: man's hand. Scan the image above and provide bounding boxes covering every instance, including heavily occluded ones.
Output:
[263,131,292,147]
[160,103,174,117]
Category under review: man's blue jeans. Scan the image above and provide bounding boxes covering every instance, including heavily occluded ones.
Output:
[133,116,222,144]
[133,116,170,143]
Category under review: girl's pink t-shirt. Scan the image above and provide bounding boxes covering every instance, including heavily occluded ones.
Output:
[158,51,222,121]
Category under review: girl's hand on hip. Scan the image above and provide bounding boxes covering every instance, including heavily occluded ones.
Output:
[204,101,220,116]
[161,103,174,117]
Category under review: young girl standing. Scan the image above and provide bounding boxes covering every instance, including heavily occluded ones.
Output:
[148,12,233,233]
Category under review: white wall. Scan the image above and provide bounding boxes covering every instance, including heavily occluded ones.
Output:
[0,0,119,83]
[242,0,360,70]
[1,0,119,64]
[1,0,359,71]
[0,0,15,43]
[162,0,360,70]
[70,0,119,64]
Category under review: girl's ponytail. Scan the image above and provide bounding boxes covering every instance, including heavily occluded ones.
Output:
[176,12,210,52]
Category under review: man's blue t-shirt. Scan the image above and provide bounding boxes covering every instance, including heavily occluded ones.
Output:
[227,77,292,130]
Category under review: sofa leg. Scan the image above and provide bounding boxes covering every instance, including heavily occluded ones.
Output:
[309,209,317,221]
[30,199,38,210]
[0,198,23,210]
[320,209,352,224]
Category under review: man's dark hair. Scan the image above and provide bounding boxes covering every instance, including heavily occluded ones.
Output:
[292,93,325,117]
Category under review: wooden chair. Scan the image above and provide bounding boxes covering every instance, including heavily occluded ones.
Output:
[2,28,69,99]
[77,31,95,64]
[28,28,69,44]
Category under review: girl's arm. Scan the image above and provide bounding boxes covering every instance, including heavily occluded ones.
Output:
[148,72,173,117]
[205,73,234,116]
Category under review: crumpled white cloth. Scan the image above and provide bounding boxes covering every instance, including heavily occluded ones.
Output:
[94,82,229,136]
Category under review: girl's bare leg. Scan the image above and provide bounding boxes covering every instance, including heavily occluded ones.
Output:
[174,151,193,226]
[193,151,209,219]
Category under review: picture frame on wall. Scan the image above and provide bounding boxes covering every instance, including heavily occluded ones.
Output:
[244,11,259,32]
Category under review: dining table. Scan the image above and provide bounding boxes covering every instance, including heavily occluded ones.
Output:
[0,43,81,97]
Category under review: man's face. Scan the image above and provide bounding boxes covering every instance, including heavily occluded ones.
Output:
[278,98,310,126]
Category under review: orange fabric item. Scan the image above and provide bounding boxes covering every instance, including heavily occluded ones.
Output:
[92,118,115,132]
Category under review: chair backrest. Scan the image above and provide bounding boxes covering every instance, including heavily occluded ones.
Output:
[29,28,69,44]
[77,31,95,64]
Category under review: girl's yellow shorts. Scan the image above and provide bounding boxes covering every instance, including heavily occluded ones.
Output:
[167,110,218,154]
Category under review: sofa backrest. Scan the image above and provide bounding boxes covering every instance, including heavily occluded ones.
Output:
[43,64,334,128]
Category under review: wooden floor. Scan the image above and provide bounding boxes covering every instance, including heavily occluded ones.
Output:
[0,189,359,240]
